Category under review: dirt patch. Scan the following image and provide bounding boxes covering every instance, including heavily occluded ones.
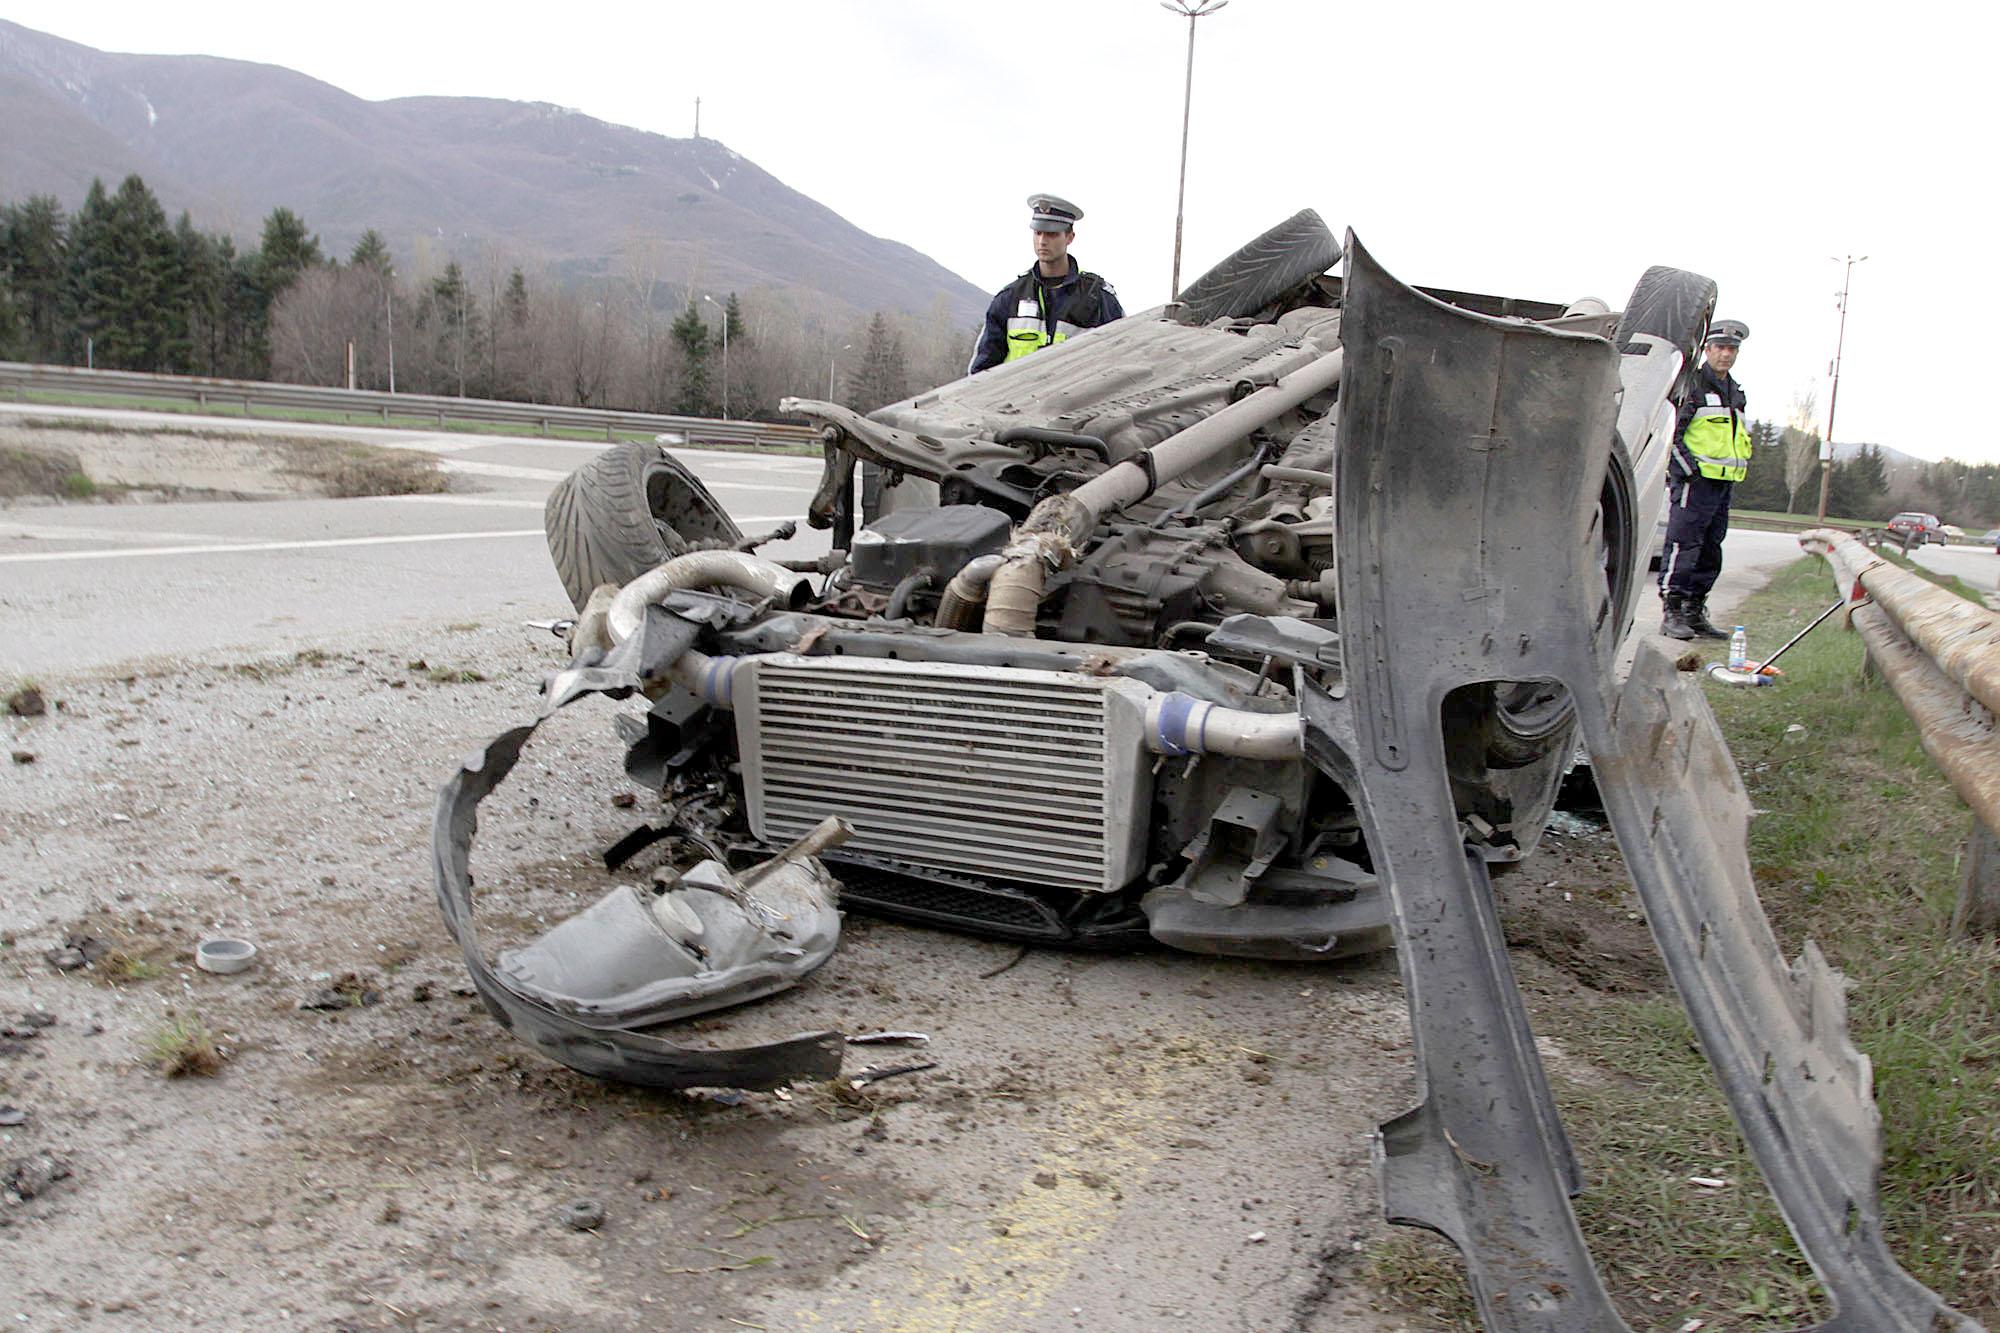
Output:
[269,438,451,498]
[0,443,93,500]
[0,631,1412,1332]
[1496,822,1667,996]
[0,419,448,502]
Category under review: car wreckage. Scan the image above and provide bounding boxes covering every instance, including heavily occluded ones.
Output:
[433,214,1979,1329]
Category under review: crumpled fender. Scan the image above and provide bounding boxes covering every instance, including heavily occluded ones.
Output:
[1307,232,1977,1331]
[430,608,844,1091]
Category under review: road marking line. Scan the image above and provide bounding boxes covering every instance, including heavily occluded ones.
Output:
[0,529,546,565]
[0,517,807,565]
[439,460,570,481]
[1,522,263,544]
[375,495,547,509]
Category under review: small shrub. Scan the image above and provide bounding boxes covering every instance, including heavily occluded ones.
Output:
[144,1017,225,1078]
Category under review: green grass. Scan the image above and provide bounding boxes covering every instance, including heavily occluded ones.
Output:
[3,386,818,455]
[143,1016,225,1077]
[1368,554,2000,1328]
[1730,506,1878,532]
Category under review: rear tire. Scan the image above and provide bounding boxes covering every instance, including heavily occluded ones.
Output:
[1612,265,1718,403]
[1173,209,1343,326]
[543,442,744,611]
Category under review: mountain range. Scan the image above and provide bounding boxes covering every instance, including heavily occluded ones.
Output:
[0,19,986,324]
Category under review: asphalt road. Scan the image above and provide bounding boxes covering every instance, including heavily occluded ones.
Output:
[1913,540,2000,597]
[0,405,830,678]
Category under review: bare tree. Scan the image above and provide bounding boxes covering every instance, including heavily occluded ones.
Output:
[1783,389,1820,513]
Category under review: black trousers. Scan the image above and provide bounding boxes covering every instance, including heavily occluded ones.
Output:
[1661,474,1731,600]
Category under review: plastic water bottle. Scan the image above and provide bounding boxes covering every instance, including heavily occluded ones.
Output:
[1728,626,1748,671]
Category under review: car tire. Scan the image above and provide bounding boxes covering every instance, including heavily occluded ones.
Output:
[1172,209,1343,326]
[1612,266,1719,400]
[543,442,744,612]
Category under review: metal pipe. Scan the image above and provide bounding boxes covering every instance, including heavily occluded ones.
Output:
[1143,691,1301,760]
[993,425,1111,462]
[1067,344,1342,524]
[1802,528,2000,718]
[1259,464,1331,488]
[608,551,813,645]
[884,569,935,621]
[1158,438,1278,525]
[935,553,1004,630]
[982,344,1343,635]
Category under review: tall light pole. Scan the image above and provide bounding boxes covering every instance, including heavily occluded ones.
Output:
[702,293,729,418]
[829,343,852,400]
[1816,254,1867,520]
[1163,0,1226,302]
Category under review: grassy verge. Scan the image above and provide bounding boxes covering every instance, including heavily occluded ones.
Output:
[1,443,96,499]
[2,387,817,456]
[1369,554,2000,1328]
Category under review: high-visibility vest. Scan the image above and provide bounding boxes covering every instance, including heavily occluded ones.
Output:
[1002,273,1101,363]
[1684,401,1752,482]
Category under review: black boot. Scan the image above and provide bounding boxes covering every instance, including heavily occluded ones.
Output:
[1684,597,1730,641]
[1660,593,1696,641]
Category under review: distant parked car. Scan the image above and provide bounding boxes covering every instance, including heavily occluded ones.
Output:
[1888,511,1944,546]
[1985,528,2000,552]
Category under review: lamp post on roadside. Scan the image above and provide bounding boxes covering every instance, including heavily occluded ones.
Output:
[1816,254,1867,520]
[829,343,852,401]
[1162,0,1227,302]
[702,293,729,418]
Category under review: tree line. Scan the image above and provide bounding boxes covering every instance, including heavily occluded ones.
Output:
[1733,418,2000,530]
[0,175,973,418]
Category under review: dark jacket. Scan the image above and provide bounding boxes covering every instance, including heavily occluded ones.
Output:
[968,258,1123,374]
[1670,363,1748,484]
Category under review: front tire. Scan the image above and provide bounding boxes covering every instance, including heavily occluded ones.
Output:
[543,442,744,611]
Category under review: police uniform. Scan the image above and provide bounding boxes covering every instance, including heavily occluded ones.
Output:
[1660,319,1752,640]
[968,194,1124,375]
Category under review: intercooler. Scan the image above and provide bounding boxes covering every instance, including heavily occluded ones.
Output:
[734,655,1152,893]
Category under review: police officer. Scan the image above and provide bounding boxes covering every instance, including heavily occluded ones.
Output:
[1660,319,1752,640]
[968,193,1123,374]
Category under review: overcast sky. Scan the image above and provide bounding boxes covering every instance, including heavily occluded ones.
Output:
[6,1,1992,461]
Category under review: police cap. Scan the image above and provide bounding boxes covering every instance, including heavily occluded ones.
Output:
[1028,193,1083,233]
[1706,319,1749,346]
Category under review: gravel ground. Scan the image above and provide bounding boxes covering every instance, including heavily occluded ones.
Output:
[1,624,1436,1332]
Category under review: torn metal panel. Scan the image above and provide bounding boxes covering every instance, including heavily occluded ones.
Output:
[430,613,845,1091]
[1315,233,1977,1330]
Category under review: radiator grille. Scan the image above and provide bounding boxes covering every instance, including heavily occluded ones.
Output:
[737,656,1146,892]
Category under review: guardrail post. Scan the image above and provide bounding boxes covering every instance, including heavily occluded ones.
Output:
[1954,817,2000,938]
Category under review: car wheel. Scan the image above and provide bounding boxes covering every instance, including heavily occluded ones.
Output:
[543,442,745,612]
[1171,209,1344,326]
[1612,265,1719,401]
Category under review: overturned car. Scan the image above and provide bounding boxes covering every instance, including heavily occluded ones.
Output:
[520,213,1698,960]
[434,215,1978,1330]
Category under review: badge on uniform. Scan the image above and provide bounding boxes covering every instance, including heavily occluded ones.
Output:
[1017,301,1038,318]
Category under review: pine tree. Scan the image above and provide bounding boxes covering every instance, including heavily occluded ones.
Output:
[255,208,324,295]
[670,298,712,415]
[504,269,529,325]
[848,312,908,412]
[428,261,481,397]
[64,176,185,371]
[349,229,392,274]
[724,291,747,344]
[1,195,69,362]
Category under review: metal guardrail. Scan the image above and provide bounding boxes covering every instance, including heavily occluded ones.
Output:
[0,361,819,452]
[1800,528,2000,934]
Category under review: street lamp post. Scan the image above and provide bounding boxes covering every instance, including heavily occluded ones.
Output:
[1162,0,1227,303]
[1816,254,1867,520]
[829,343,852,400]
[702,293,729,419]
